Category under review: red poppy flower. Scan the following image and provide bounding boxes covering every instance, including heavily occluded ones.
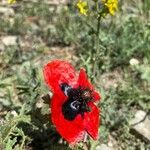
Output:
[43,60,100,145]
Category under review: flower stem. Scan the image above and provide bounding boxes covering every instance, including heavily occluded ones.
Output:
[93,2,101,81]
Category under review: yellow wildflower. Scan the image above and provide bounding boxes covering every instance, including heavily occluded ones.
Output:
[102,0,118,15]
[8,0,16,4]
[77,0,88,16]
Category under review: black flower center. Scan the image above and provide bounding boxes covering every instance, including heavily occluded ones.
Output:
[60,83,92,121]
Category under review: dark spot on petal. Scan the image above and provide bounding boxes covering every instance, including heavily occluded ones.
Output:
[61,83,92,121]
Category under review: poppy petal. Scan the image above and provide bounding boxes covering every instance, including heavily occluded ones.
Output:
[92,91,101,102]
[78,68,101,102]
[51,94,85,144]
[84,102,100,140]
[78,68,93,89]
[43,60,77,94]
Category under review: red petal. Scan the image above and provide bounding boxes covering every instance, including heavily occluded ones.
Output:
[78,68,93,89]
[43,60,77,94]
[78,68,101,102]
[84,102,100,140]
[92,91,101,102]
[51,94,85,144]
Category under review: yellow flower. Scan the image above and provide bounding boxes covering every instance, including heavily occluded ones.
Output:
[77,0,88,16]
[102,0,118,15]
[8,0,16,4]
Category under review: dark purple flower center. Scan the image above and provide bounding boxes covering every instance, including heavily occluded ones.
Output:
[60,83,92,121]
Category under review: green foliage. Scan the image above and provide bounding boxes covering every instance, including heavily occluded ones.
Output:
[0,15,29,35]
[0,112,30,150]
[56,0,150,70]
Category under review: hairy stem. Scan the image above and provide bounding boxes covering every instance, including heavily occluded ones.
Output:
[93,1,101,81]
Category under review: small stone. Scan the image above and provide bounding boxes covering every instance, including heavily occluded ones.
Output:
[30,23,40,32]
[108,141,113,148]
[96,144,111,150]
[11,110,18,117]
[1,36,18,46]
[36,100,44,108]
[0,0,8,6]
[130,110,150,142]
[44,0,68,5]
[129,58,139,66]
[0,43,5,51]
[23,0,38,3]
[0,7,15,16]
[108,135,118,150]
[58,138,63,144]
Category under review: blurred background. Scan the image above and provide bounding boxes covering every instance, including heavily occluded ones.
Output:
[0,0,150,149]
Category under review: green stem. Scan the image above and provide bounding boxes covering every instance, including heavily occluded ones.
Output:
[93,11,101,81]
